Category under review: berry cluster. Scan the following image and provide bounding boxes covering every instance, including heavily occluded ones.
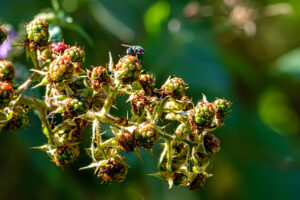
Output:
[0,16,232,190]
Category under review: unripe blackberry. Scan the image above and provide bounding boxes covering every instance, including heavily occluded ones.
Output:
[117,129,137,152]
[134,122,159,149]
[0,82,13,107]
[139,74,154,95]
[5,106,29,131]
[204,133,220,154]
[88,66,110,89]
[213,98,232,120]
[54,145,79,167]
[97,156,128,183]
[26,18,49,48]
[63,46,85,63]
[0,25,7,45]
[189,101,215,133]
[115,55,142,82]
[65,96,89,117]
[189,172,210,190]
[48,56,74,82]
[50,42,69,55]
[162,77,187,98]
[0,60,14,81]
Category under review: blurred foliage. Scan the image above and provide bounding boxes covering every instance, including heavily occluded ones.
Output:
[1,0,300,199]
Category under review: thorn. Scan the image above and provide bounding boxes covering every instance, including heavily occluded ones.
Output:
[30,69,47,75]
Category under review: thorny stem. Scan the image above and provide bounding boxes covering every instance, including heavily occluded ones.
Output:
[152,97,169,124]
[19,95,51,110]
[91,119,98,161]
[186,144,193,172]
[158,132,198,147]
[39,108,54,145]
[92,119,107,159]
[166,140,172,173]
[29,49,40,69]
[99,81,121,117]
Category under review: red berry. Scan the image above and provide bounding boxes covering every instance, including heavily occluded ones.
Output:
[0,82,13,107]
[50,42,69,54]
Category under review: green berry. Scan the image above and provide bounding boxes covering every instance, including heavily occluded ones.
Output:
[97,156,128,183]
[63,46,85,63]
[89,66,110,88]
[5,106,29,131]
[134,122,159,149]
[162,77,187,98]
[192,101,215,127]
[213,98,232,120]
[0,25,7,45]
[115,55,142,82]
[54,145,79,167]
[0,82,14,108]
[0,60,14,81]
[48,56,74,82]
[26,18,49,48]
[65,96,89,117]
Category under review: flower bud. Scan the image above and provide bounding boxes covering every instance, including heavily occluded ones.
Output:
[0,25,7,45]
[115,55,142,83]
[97,156,128,183]
[0,60,14,82]
[134,122,159,149]
[0,82,13,108]
[48,56,74,82]
[54,145,79,167]
[26,18,49,48]
[162,77,187,99]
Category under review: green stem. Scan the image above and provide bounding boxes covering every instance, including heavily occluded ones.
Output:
[166,140,172,173]
[186,145,193,172]
[158,132,197,147]
[100,81,121,117]
[19,95,51,110]
[29,50,40,69]
[152,97,169,124]
[39,108,54,145]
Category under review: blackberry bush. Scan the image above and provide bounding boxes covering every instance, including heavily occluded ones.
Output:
[0,14,232,190]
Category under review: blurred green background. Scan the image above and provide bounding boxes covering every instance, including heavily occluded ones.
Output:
[1,0,300,199]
